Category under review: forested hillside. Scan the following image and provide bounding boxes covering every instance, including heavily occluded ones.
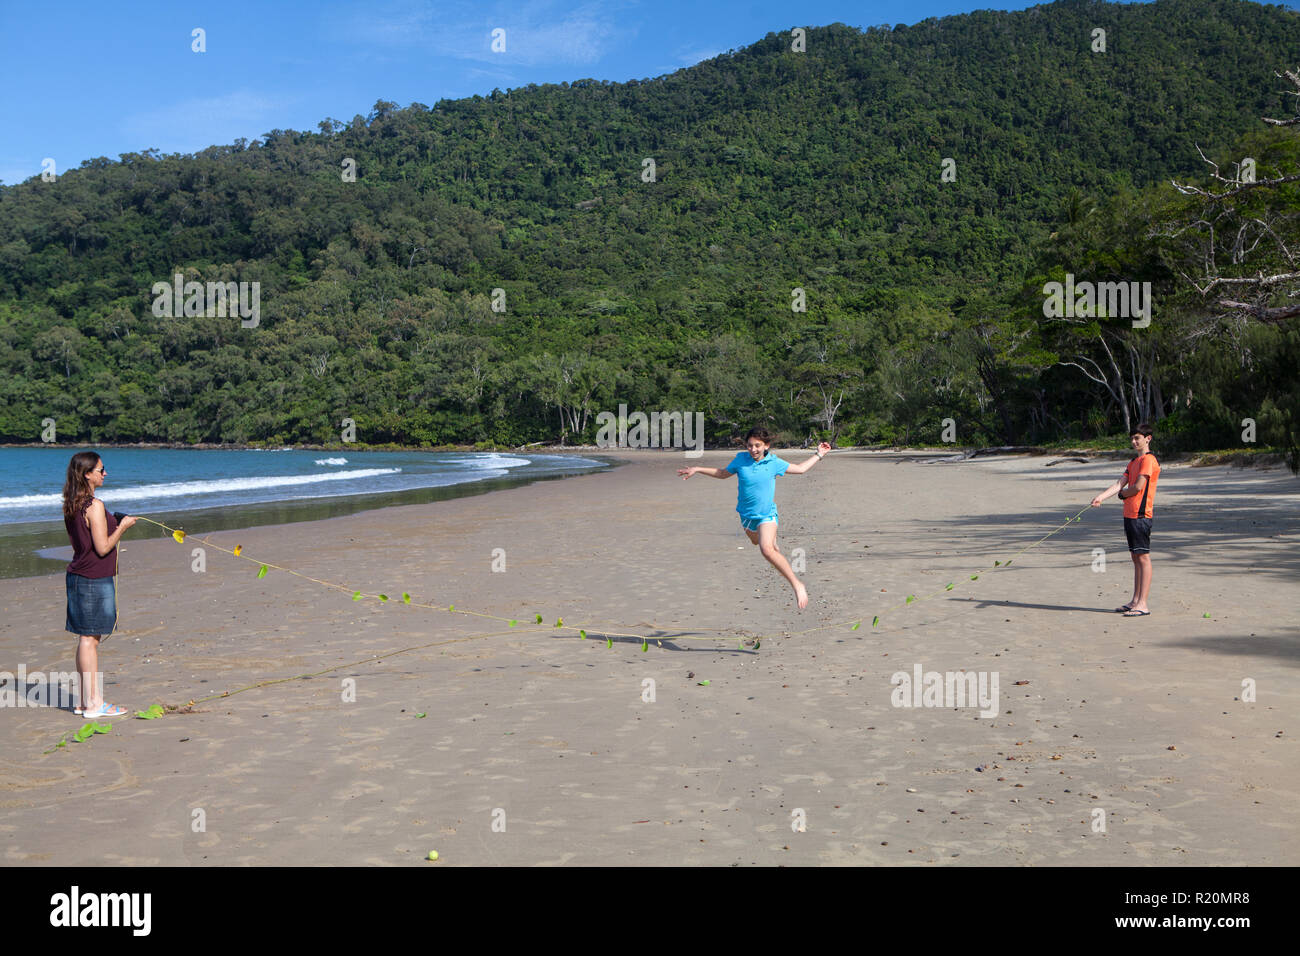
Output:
[1,0,1297,458]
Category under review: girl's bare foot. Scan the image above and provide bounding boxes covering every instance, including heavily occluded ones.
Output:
[794,581,809,610]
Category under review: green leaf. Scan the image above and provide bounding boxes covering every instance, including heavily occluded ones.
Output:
[257,564,269,578]
[579,629,587,639]
[970,574,979,580]
[535,613,543,624]
[872,615,880,628]
[642,640,649,652]
[754,640,761,650]
[556,617,563,627]
[508,619,517,627]
[402,592,411,604]
[378,594,389,602]
[448,604,454,611]
[1203,612,1211,618]
[606,637,613,649]
[697,680,710,686]
[352,591,363,601]
[994,561,1001,567]
[71,723,108,749]
[135,704,164,719]
[945,582,955,591]
[415,712,427,718]
[850,620,861,630]
[905,595,915,604]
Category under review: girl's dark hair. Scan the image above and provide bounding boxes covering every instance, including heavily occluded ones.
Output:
[744,427,776,444]
[1131,423,1154,438]
[63,452,100,520]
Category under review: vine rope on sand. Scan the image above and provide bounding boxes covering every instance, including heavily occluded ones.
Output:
[112,506,1091,707]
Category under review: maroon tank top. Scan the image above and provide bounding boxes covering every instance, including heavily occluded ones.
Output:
[65,501,118,578]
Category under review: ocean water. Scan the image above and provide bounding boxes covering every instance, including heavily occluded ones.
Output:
[0,447,609,577]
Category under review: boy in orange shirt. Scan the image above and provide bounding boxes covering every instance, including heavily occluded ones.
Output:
[1091,423,1160,616]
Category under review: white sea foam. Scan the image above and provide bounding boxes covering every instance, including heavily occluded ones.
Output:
[0,468,402,509]
[315,457,348,465]
[441,455,530,469]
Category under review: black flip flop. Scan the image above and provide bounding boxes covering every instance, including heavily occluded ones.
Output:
[1122,609,1150,617]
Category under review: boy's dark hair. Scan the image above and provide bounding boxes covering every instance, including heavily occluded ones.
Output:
[1131,423,1154,438]
[745,427,776,444]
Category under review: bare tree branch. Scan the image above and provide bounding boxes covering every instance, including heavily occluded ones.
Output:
[1263,68,1300,126]
[1191,270,1300,294]
[1217,299,1300,322]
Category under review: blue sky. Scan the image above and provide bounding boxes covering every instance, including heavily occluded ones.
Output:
[0,0,1290,187]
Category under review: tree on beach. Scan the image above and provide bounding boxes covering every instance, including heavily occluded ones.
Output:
[1162,65,1300,466]
[1169,68,1300,326]
[1033,183,1184,436]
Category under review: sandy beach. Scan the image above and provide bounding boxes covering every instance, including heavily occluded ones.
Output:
[1,448,1296,866]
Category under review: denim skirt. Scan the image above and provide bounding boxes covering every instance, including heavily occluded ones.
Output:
[66,572,117,636]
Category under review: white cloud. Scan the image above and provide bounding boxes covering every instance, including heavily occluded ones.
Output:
[121,90,290,154]
[459,66,522,86]
[676,47,724,65]
[330,0,630,66]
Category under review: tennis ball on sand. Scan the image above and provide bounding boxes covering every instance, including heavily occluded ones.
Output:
[427,850,439,861]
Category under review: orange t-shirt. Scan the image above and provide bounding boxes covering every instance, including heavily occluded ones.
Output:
[1122,453,1159,519]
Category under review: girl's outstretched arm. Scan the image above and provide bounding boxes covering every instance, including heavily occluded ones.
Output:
[785,442,832,475]
[678,466,734,480]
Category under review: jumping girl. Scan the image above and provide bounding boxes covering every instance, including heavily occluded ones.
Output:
[679,428,831,609]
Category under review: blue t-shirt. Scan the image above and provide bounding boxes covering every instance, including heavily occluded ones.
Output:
[726,452,790,518]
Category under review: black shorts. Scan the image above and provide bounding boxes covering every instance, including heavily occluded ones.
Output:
[1123,517,1152,554]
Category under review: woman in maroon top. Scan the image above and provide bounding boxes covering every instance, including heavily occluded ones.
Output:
[62,451,136,718]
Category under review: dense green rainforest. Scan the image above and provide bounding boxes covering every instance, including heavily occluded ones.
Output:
[1,0,1298,463]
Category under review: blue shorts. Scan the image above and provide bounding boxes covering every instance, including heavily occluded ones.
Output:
[66,572,117,636]
[740,512,778,532]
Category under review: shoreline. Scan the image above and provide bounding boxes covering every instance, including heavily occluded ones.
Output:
[0,451,625,582]
[2,439,1286,462]
[4,443,1287,582]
